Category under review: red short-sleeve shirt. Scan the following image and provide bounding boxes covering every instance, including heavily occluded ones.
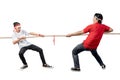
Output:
[83,23,110,50]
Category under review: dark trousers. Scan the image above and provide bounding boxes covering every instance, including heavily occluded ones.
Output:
[72,43,104,68]
[19,44,46,65]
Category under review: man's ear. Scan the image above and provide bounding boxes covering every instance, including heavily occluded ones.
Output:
[95,17,98,20]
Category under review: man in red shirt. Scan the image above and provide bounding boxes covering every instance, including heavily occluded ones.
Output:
[66,13,113,71]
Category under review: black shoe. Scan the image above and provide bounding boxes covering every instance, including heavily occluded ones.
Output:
[20,65,28,69]
[43,64,52,68]
[101,64,106,69]
[71,67,80,71]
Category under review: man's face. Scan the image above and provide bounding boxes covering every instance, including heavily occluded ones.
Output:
[14,25,21,32]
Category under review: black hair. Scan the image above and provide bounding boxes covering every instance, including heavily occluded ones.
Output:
[94,13,103,24]
[13,22,20,27]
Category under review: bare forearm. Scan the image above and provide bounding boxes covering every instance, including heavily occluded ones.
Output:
[29,32,39,36]
[71,31,84,36]
[66,30,84,37]
[13,38,21,44]
[29,32,44,37]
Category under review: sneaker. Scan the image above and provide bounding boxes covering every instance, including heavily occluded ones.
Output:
[43,64,52,68]
[101,64,106,69]
[20,65,28,69]
[71,67,80,71]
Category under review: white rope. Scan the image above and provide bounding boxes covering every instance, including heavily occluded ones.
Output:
[0,33,120,39]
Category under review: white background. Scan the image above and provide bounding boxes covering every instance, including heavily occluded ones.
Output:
[0,0,120,80]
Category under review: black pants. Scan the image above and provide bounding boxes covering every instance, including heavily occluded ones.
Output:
[72,43,104,68]
[19,44,46,65]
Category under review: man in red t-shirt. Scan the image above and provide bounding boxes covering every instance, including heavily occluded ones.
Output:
[66,13,113,71]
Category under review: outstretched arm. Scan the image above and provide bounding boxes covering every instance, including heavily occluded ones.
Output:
[66,30,84,37]
[29,32,44,37]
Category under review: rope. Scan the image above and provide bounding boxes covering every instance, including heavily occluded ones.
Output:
[44,33,120,37]
[45,35,66,37]
[0,36,37,39]
[104,33,120,35]
[0,33,120,39]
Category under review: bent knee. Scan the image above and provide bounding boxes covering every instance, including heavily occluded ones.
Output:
[37,48,43,52]
[72,49,78,55]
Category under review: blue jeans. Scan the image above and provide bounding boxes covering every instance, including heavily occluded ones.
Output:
[72,43,104,68]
